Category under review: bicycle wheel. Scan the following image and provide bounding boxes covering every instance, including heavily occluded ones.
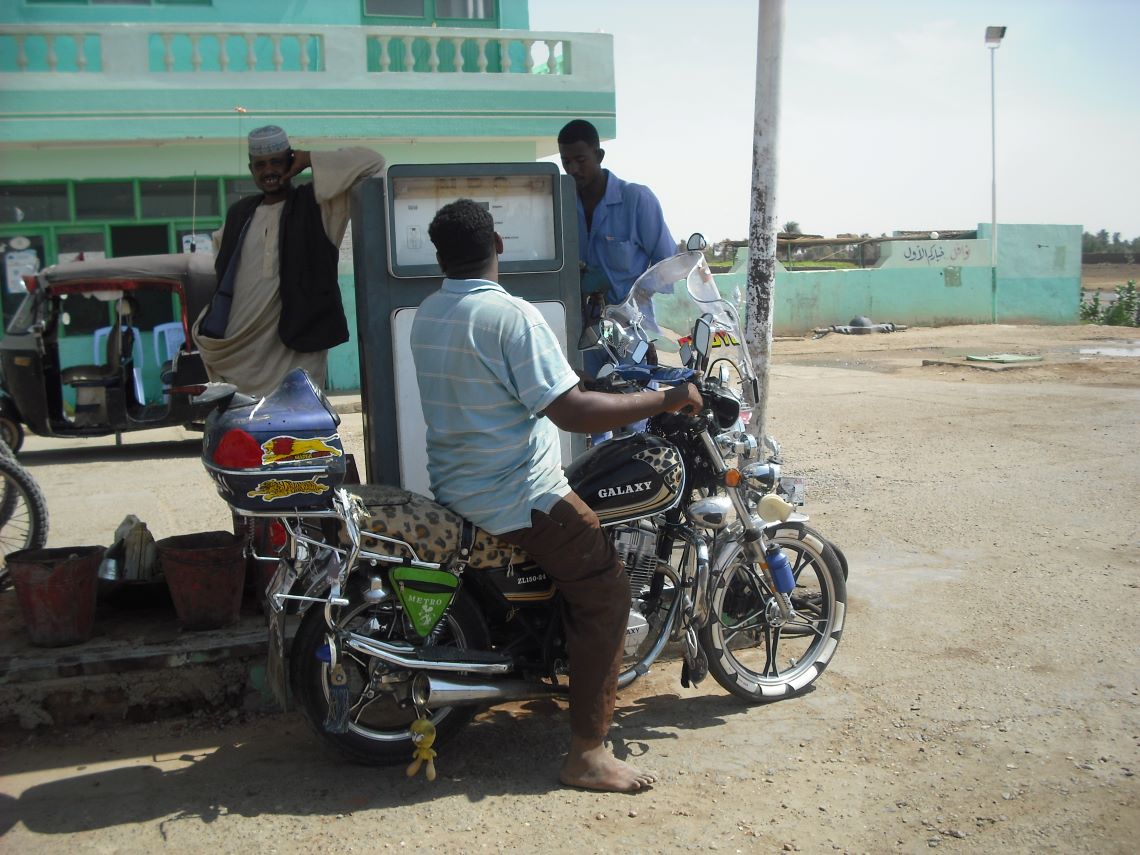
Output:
[0,455,49,557]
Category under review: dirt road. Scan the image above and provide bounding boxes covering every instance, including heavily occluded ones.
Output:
[2,324,1138,853]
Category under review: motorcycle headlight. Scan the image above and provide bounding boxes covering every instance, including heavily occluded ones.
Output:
[742,461,781,494]
[707,387,741,431]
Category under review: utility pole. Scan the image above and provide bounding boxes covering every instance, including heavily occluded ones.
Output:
[744,0,784,441]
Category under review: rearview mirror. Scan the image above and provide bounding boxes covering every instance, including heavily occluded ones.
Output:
[686,233,707,252]
[692,316,712,362]
[630,339,650,365]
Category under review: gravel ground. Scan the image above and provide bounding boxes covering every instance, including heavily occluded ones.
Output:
[1,323,1137,854]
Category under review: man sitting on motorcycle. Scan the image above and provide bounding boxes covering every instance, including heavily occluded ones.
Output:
[411,199,701,793]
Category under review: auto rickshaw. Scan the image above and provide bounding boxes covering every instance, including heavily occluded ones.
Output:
[0,253,218,451]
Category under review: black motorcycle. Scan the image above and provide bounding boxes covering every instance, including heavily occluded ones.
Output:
[198,244,847,765]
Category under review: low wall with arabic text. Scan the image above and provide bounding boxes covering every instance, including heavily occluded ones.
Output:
[716,223,1081,335]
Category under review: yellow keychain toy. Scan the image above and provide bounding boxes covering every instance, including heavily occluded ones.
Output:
[406,718,437,781]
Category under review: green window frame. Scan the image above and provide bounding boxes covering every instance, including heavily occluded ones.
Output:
[361,0,497,27]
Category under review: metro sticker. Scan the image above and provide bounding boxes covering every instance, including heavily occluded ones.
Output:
[260,434,342,466]
[247,475,329,502]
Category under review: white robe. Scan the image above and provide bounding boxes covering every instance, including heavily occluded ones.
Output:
[193,147,386,397]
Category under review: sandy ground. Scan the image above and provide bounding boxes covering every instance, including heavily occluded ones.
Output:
[1,323,1138,853]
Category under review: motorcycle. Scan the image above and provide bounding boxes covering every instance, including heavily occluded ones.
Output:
[197,241,847,766]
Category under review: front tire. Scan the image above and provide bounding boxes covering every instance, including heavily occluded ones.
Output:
[700,522,846,702]
[290,585,490,766]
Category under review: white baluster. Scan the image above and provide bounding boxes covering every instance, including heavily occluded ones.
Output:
[305,34,319,71]
[476,38,488,73]
[45,34,58,72]
[190,33,202,71]
[544,40,560,74]
[497,38,511,73]
[427,36,439,72]
[161,33,174,72]
[398,36,412,71]
[219,33,230,71]
[15,35,27,71]
[245,34,257,71]
[271,34,283,71]
[523,39,535,73]
[450,36,465,72]
[376,36,390,72]
[76,34,88,71]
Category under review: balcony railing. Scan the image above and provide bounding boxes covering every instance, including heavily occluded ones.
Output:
[0,23,581,78]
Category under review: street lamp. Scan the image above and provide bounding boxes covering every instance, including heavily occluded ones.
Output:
[986,25,1006,321]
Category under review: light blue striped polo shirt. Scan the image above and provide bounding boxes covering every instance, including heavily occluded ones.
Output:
[410,278,580,535]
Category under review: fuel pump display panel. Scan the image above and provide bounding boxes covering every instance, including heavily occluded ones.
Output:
[386,166,563,277]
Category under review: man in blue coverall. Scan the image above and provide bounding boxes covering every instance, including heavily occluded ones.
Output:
[558,119,676,439]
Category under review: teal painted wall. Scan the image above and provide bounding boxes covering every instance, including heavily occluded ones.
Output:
[714,224,1081,336]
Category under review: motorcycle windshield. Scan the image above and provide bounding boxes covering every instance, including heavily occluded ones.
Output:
[602,250,755,385]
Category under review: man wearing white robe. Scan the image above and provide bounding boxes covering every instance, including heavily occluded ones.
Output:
[194,126,385,396]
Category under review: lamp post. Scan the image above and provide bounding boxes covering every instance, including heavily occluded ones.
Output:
[985,25,1006,322]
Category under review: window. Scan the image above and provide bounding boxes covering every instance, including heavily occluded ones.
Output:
[363,0,494,21]
[57,232,107,263]
[224,178,259,210]
[139,179,218,219]
[75,182,134,221]
[436,0,492,19]
[365,0,425,16]
[0,185,69,225]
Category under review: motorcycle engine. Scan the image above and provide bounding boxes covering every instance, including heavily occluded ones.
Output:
[624,610,650,657]
[612,519,658,598]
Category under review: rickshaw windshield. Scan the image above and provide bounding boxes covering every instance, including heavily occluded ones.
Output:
[5,292,43,336]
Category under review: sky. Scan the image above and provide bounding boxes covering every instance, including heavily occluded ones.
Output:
[529,0,1140,242]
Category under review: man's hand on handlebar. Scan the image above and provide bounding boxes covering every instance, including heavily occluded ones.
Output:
[663,382,703,415]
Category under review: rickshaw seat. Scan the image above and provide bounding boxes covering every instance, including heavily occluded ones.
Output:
[93,325,145,404]
[153,321,186,366]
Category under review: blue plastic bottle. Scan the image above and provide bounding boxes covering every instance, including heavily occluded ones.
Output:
[765,544,795,593]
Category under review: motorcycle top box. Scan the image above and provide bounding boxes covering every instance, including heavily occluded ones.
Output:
[202,369,345,511]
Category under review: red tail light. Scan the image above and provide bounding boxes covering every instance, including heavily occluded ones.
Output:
[213,428,263,468]
[268,521,287,550]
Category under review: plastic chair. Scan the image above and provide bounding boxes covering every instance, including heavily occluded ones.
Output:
[92,325,145,404]
[152,321,186,367]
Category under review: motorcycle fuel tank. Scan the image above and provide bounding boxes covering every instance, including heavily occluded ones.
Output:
[202,369,346,511]
[566,434,685,525]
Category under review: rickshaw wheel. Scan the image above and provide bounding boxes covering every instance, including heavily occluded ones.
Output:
[0,415,24,454]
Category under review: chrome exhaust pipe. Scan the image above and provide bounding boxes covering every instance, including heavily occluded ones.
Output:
[343,632,513,674]
[411,673,565,709]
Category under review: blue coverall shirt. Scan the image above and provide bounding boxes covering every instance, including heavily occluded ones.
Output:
[576,169,676,307]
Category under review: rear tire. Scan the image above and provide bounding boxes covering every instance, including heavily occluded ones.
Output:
[700,522,846,702]
[290,585,490,766]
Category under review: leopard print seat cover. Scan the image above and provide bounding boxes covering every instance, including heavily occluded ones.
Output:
[348,484,528,570]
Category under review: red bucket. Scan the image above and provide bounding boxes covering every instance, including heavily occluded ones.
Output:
[7,546,103,647]
[157,531,246,630]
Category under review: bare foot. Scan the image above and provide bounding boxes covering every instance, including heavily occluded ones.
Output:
[560,741,657,793]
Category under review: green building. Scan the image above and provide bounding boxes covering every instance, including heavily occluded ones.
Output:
[0,0,616,392]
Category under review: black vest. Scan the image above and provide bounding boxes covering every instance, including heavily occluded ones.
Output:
[213,184,348,353]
